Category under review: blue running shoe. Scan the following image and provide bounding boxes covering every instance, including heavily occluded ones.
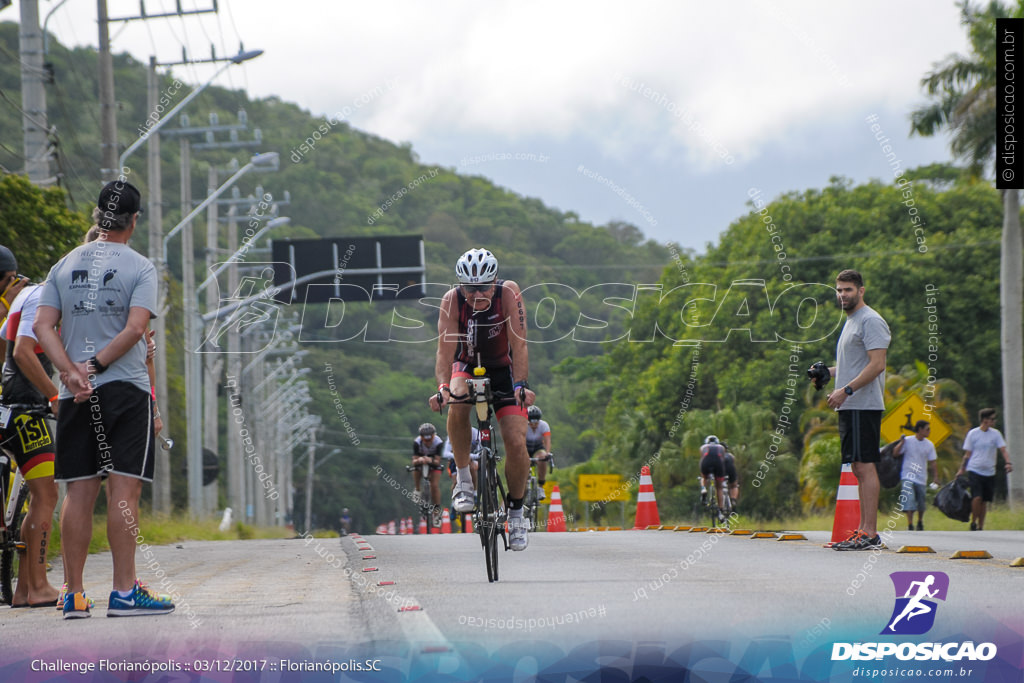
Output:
[107,580,175,617]
[63,591,92,620]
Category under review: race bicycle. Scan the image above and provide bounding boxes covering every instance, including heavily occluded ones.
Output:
[0,403,50,605]
[461,366,509,583]
[698,474,733,528]
[524,454,554,532]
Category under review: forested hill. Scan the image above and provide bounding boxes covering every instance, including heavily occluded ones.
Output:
[0,23,671,522]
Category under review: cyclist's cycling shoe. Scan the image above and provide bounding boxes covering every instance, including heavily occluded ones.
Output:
[452,481,476,513]
[537,488,546,501]
[508,514,529,551]
[411,490,422,505]
[431,506,443,528]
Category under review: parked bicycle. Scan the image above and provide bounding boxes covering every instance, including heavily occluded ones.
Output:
[0,403,50,605]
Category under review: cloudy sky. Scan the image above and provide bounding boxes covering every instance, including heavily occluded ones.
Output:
[9,1,969,252]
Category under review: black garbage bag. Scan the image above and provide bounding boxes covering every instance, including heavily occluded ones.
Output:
[876,439,903,489]
[934,476,972,522]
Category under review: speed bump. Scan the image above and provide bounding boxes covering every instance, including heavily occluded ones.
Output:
[750,532,777,539]
[1010,557,1024,567]
[896,546,936,554]
[674,526,693,532]
[646,525,661,530]
[729,529,754,536]
[951,550,993,560]
[707,527,729,534]
[777,533,807,541]
[689,526,709,533]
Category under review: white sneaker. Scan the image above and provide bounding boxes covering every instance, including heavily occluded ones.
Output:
[452,481,475,513]
[508,513,529,551]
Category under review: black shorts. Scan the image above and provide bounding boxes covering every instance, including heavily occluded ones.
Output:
[527,443,545,456]
[700,453,725,479]
[723,454,738,485]
[838,410,882,465]
[0,406,55,481]
[55,381,155,482]
[967,471,995,503]
[451,362,526,419]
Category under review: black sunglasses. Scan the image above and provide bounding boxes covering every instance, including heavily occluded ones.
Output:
[461,283,495,293]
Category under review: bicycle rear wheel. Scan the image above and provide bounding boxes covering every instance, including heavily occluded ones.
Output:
[0,484,28,605]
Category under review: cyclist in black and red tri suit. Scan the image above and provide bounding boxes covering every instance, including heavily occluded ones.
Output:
[428,248,535,551]
[411,423,444,527]
[699,435,728,522]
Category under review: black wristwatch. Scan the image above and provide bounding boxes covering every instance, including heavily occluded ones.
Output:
[89,355,109,374]
[844,385,854,396]
[514,379,530,391]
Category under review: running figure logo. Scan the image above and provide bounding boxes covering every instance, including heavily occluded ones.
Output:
[881,571,949,635]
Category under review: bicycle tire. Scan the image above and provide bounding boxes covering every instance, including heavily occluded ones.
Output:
[0,484,28,605]
[479,453,499,582]
[527,478,539,532]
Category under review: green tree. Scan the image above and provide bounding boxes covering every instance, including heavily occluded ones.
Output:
[910,0,1024,506]
[0,174,87,277]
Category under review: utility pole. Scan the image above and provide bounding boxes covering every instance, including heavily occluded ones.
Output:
[18,0,52,185]
[147,56,170,515]
[97,0,118,180]
[304,430,316,533]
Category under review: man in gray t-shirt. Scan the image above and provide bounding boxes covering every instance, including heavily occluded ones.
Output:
[821,269,890,551]
[956,407,1014,530]
[34,179,174,619]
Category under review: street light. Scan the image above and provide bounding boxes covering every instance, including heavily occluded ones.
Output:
[118,49,264,171]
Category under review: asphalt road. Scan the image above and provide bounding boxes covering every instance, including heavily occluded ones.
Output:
[0,528,1020,681]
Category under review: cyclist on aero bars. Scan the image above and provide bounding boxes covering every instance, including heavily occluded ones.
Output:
[428,248,535,551]
[411,422,444,527]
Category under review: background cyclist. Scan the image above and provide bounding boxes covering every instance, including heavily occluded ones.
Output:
[526,406,552,500]
[720,440,740,514]
[428,248,535,551]
[411,423,444,527]
[443,425,480,490]
[699,435,728,522]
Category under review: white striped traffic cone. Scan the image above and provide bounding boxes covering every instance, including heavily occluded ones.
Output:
[547,484,566,532]
[828,463,861,546]
[633,465,661,528]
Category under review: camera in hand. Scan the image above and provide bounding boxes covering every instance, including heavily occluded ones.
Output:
[807,361,831,390]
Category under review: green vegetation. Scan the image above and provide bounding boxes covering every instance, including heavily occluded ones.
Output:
[0,6,1018,536]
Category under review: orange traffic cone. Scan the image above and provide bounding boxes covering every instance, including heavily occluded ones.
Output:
[387,520,396,535]
[375,523,387,535]
[827,463,862,547]
[633,465,661,529]
[418,517,427,535]
[399,518,406,535]
[547,484,567,532]
[441,508,452,533]
[464,513,473,533]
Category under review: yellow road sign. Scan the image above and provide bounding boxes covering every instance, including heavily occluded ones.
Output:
[577,474,630,502]
[880,393,952,447]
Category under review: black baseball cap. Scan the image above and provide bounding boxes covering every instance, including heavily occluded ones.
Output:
[0,246,16,273]
[97,180,142,216]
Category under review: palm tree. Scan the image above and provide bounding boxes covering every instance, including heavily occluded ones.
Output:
[910,0,1022,508]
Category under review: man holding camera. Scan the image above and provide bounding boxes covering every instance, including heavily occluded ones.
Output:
[808,269,890,551]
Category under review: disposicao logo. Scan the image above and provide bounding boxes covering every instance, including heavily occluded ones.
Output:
[881,571,948,635]
[831,571,997,662]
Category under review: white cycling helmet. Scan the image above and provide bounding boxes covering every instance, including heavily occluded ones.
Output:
[455,248,498,284]
[705,435,719,444]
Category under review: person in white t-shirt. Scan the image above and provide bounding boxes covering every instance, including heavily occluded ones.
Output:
[893,420,939,531]
[956,408,1013,531]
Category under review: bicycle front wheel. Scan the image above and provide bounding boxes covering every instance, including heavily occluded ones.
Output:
[0,484,28,605]
[478,456,499,583]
